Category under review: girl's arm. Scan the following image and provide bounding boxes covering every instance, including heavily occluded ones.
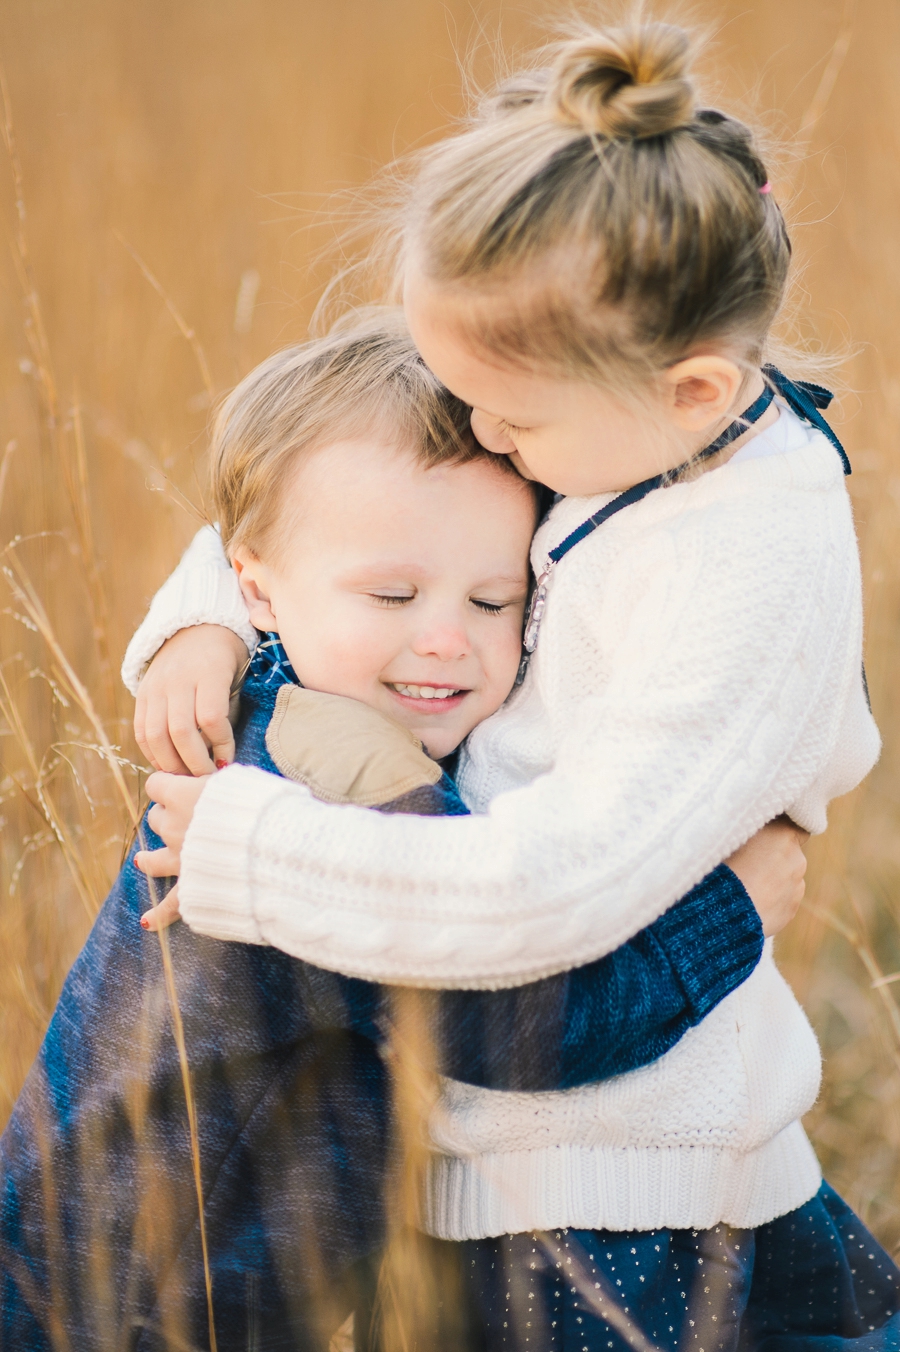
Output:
[176,470,878,988]
[145,680,789,1091]
[256,692,769,1086]
[123,527,257,774]
[121,526,256,693]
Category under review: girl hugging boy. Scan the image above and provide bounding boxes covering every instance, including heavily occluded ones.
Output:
[4,16,900,1352]
[1,307,792,1352]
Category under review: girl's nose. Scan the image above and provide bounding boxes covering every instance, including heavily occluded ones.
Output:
[470,408,517,457]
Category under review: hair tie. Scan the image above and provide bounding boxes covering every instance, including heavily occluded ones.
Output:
[759,181,772,194]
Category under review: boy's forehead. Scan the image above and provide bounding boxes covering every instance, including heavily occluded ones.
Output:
[279,437,534,568]
[334,554,529,584]
[294,436,533,518]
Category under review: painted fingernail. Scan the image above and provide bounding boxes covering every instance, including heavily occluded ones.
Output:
[140,915,150,930]
[215,759,228,770]
[133,856,143,871]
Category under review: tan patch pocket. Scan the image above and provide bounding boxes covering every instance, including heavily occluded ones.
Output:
[265,685,442,807]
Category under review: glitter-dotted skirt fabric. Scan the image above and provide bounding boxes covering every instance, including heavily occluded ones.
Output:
[453,1183,900,1351]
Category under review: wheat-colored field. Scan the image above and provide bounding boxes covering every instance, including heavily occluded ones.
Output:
[1,0,899,1327]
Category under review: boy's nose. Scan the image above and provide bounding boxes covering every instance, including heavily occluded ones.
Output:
[411,618,472,662]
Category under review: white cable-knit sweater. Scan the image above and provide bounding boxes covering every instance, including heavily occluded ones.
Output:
[122,407,880,1237]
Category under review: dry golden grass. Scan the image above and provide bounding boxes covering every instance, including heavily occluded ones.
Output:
[1,0,900,1343]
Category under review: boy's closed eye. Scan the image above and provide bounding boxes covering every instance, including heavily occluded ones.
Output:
[369,590,416,607]
[368,589,521,615]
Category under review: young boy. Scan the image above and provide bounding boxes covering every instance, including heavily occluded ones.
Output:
[1,311,804,1351]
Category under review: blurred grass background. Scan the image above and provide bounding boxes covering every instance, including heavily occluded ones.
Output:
[1,0,899,1264]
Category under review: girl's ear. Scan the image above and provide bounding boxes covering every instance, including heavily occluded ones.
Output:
[663,355,745,433]
[232,547,279,631]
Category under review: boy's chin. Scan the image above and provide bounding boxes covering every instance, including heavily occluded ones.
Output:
[411,724,464,762]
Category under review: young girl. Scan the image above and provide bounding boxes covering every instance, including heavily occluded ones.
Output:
[134,19,898,1350]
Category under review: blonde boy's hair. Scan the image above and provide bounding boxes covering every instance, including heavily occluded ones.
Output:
[395,21,791,392]
[211,308,520,561]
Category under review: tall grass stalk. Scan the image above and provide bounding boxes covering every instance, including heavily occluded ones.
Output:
[0,84,219,1349]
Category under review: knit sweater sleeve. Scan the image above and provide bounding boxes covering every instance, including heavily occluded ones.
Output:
[179,463,879,987]
[120,526,258,695]
[439,865,764,1089]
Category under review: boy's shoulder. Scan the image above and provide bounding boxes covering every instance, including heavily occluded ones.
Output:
[231,651,288,776]
[265,683,442,808]
[234,647,467,816]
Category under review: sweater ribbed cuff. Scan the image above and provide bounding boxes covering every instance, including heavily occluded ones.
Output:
[652,864,764,1019]
[179,764,298,945]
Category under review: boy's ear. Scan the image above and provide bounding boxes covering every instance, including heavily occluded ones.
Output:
[232,547,278,631]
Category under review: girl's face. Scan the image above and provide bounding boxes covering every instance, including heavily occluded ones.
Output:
[232,441,534,760]
[404,271,696,497]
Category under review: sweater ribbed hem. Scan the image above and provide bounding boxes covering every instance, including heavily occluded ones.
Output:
[179,764,299,945]
[425,1120,821,1239]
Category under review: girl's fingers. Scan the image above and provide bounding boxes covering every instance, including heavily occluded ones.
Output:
[146,799,166,840]
[144,731,191,776]
[166,687,217,777]
[133,690,154,766]
[142,771,208,881]
[195,685,235,770]
[145,768,180,806]
[134,845,179,878]
[141,883,182,931]
[135,694,168,772]
[141,695,196,776]
[209,733,234,770]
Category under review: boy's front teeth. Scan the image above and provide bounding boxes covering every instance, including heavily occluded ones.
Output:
[393,684,458,700]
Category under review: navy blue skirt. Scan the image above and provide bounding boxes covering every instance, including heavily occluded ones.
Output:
[443,1183,900,1351]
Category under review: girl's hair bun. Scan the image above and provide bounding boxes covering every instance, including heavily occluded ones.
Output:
[548,22,696,140]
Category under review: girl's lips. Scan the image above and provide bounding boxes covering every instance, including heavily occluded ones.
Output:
[385,683,470,715]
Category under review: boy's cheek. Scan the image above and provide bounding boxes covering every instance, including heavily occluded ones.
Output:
[483,624,528,709]
[275,601,388,690]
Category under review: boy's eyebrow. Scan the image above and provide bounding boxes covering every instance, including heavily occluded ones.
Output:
[336,562,529,589]
[335,561,429,583]
[476,573,531,589]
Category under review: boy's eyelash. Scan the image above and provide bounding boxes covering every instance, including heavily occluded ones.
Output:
[370,594,509,614]
[501,420,527,436]
[371,593,414,606]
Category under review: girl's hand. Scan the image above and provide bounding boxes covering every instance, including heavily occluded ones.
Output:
[140,882,182,932]
[135,771,210,929]
[134,624,249,776]
[725,816,808,937]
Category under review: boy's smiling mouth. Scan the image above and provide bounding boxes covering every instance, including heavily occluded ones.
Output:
[386,682,469,711]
